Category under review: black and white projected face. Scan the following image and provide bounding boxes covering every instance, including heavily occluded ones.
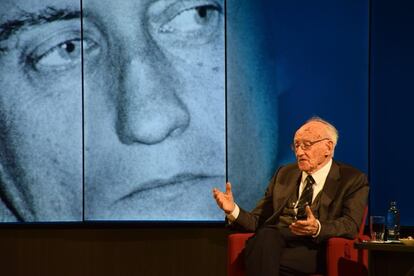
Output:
[83,0,225,220]
[0,0,225,222]
[0,0,83,222]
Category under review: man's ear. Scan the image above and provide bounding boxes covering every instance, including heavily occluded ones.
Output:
[325,140,334,155]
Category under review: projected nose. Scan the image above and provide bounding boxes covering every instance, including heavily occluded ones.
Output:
[116,59,190,145]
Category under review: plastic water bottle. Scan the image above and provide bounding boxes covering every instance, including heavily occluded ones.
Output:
[386,201,400,240]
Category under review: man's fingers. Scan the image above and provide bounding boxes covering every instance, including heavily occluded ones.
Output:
[212,182,235,213]
[306,206,315,219]
[290,222,315,236]
[289,224,307,236]
[225,182,232,194]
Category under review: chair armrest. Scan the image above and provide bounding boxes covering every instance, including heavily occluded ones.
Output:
[227,233,370,276]
[228,233,254,276]
[325,236,369,276]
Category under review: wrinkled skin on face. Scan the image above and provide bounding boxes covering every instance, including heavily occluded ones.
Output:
[293,121,334,174]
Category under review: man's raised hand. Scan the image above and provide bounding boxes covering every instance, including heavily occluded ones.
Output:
[212,182,235,214]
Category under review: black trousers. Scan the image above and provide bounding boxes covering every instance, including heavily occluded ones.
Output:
[244,225,325,276]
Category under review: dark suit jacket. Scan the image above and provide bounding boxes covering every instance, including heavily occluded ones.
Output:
[233,160,369,244]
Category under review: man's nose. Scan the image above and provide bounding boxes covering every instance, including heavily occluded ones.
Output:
[295,146,306,156]
[116,58,190,145]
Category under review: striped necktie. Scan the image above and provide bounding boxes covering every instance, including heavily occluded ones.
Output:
[296,175,315,220]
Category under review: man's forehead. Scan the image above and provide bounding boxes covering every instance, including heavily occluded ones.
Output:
[294,122,325,139]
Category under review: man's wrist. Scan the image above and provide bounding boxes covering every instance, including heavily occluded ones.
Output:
[226,204,240,221]
[225,203,236,214]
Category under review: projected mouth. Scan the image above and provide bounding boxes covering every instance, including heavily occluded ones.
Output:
[115,174,223,203]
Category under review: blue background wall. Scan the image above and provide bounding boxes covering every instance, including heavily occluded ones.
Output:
[370,0,414,225]
[227,0,414,226]
[227,0,369,212]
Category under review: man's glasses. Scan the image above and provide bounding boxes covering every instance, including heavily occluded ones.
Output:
[291,138,330,151]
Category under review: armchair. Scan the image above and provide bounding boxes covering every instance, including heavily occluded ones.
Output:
[227,207,369,276]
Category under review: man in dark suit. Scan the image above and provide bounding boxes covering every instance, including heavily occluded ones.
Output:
[213,117,369,275]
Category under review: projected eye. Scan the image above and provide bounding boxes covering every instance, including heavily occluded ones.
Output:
[36,39,81,67]
[28,35,99,72]
[155,1,223,46]
[160,5,220,32]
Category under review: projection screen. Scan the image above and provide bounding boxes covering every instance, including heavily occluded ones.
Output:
[0,0,367,223]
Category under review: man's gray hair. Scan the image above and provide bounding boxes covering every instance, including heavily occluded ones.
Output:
[306,116,339,146]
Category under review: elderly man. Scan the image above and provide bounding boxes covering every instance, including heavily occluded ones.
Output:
[213,117,369,275]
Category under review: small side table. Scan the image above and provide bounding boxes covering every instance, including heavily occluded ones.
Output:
[354,241,414,276]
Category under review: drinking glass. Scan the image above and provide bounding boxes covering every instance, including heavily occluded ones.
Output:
[370,215,385,241]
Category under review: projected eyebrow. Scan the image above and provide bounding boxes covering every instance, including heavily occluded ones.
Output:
[0,7,81,43]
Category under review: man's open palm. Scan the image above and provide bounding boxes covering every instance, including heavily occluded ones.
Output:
[212,182,235,214]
